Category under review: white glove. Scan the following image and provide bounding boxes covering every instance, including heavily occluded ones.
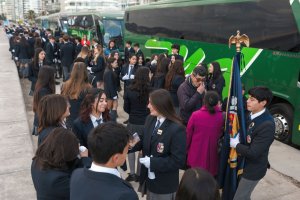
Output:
[79,146,87,152]
[12,49,15,53]
[139,156,150,169]
[148,168,155,179]
[113,96,117,100]
[87,67,92,73]
[130,75,135,79]
[230,133,240,148]
[122,74,129,80]
[151,60,157,66]
[15,57,18,61]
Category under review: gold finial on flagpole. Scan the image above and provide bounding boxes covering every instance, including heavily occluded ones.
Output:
[229,30,250,52]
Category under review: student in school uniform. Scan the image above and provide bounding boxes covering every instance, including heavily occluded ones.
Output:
[73,89,110,149]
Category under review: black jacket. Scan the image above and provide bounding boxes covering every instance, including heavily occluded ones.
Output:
[45,42,57,65]
[236,110,275,181]
[177,77,204,124]
[31,158,91,200]
[168,75,185,107]
[91,56,105,82]
[120,64,138,88]
[125,47,135,63]
[151,74,165,90]
[60,42,75,68]
[70,168,138,200]
[72,118,94,148]
[103,68,118,99]
[75,43,83,57]
[123,88,150,125]
[207,75,225,100]
[138,116,186,194]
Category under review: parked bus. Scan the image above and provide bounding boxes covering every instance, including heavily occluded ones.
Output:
[124,0,300,145]
[36,10,125,56]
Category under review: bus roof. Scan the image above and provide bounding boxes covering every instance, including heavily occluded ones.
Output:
[126,0,255,11]
[37,10,124,20]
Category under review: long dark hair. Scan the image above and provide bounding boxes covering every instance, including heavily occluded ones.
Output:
[155,57,170,77]
[210,62,222,80]
[33,66,56,112]
[106,57,116,70]
[33,48,45,70]
[165,60,185,90]
[33,127,79,170]
[149,89,181,124]
[176,168,220,200]
[129,67,151,103]
[203,91,220,114]
[37,94,68,132]
[79,88,110,123]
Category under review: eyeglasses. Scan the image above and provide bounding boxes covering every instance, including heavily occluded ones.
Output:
[192,74,206,82]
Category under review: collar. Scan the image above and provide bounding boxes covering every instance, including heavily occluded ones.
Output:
[89,163,121,178]
[90,114,102,123]
[250,108,266,120]
[156,116,166,125]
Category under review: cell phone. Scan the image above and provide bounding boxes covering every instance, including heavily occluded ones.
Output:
[129,132,140,148]
[132,132,140,143]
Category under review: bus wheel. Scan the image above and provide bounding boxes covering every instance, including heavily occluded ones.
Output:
[269,103,293,144]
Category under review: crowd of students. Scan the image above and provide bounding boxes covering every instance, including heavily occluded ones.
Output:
[5,24,275,200]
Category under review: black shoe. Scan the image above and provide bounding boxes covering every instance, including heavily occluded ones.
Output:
[123,119,129,124]
[125,174,138,182]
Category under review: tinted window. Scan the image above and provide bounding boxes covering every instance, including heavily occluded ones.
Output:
[125,0,300,52]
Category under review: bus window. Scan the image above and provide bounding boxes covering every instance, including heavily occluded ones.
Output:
[103,19,124,49]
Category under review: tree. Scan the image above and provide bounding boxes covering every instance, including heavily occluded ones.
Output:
[26,10,36,24]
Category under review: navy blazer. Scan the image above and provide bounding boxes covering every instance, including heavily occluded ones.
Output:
[60,42,75,67]
[31,158,91,200]
[45,42,57,65]
[120,64,138,88]
[91,56,105,82]
[73,118,94,148]
[138,116,186,194]
[70,168,138,200]
[236,110,275,181]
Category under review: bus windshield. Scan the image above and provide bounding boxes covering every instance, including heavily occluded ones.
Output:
[103,19,124,50]
[67,15,94,30]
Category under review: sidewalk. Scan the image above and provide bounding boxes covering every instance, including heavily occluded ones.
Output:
[0,31,35,199]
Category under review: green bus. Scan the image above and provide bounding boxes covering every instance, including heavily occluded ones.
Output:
[124,0,300,145]
[36,10,125,56]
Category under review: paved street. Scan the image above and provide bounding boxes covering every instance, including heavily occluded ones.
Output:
[1,29,300,199]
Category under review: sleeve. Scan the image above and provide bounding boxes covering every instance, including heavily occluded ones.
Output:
[27,63,34,81]
[215,77,225,97]
[173,76,185,89]
[236,121,275,160]
[91,56,105,72]
[104,71,117,98]
[150,124,186,172]
[123,89,130,114]
[177,85,203,112]
[72,121,85,146]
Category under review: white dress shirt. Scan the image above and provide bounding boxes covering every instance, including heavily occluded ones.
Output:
[250,108,266,120]
[90,114,103,128]
[89,162,121,178]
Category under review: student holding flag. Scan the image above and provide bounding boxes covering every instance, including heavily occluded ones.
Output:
[230,86,275,200]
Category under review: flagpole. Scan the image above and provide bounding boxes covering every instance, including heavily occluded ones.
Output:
[218,31,250,200]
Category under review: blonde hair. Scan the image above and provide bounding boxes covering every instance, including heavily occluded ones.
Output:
[77,46,89,59]
[61,62,92,99]
[93,44,104,64]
